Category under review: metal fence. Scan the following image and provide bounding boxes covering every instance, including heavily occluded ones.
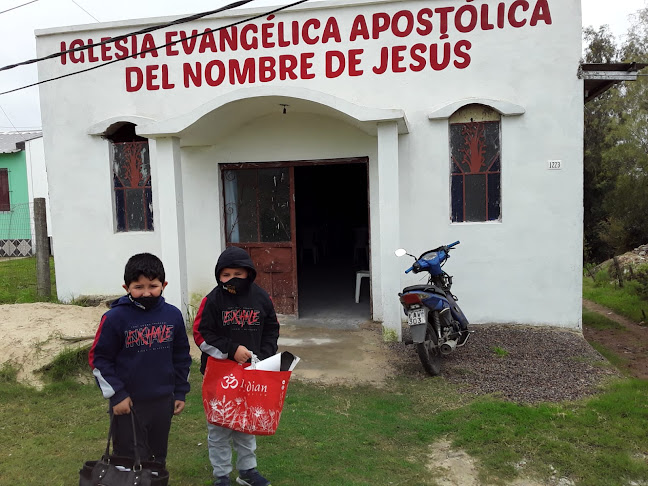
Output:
[0,202,34,257]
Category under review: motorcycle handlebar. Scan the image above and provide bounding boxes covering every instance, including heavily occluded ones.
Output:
[447,240,460,249]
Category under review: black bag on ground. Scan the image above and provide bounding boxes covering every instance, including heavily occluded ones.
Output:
[79,412,169,486]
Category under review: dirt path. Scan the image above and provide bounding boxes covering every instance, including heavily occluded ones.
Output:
[582,298,648,379]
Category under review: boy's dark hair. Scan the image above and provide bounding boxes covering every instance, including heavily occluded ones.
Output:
[124,253,165,285]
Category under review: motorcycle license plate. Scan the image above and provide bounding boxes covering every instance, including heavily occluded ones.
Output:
[408,308,426,325]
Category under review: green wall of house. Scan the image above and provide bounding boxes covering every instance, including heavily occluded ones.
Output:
[0,151,31,239]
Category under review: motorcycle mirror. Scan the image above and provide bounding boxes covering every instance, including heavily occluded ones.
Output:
[395,249,408,257]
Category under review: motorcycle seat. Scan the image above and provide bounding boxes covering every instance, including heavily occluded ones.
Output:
[402,284,445,295]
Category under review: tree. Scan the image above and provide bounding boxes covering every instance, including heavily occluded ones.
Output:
[582,7,648,262]
[598,7,648,255]
[582,26,620,262]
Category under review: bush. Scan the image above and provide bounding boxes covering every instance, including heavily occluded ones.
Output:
[0,363,18,383]
[594,269,611,287]
[38,346,91,382]
[635,264,648,301]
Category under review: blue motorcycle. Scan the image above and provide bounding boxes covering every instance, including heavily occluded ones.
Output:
[395,241,471,375]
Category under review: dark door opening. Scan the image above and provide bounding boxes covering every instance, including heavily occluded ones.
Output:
[294,162,370,320]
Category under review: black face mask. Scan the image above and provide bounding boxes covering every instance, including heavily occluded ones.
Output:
[129,294,161,310]
[220,277,251,295]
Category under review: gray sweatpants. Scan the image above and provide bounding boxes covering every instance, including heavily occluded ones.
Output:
[207,422,257,478]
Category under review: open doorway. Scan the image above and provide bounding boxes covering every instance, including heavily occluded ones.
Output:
[294,161,370,321]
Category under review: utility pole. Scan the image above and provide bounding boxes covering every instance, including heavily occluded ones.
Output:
[34,197,51,298]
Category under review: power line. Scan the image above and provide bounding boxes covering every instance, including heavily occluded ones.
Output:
[0,104,30,144]
[0,0,309,97]
[0,0,256,73]
[70,0,100,22]
[0,0,39,16]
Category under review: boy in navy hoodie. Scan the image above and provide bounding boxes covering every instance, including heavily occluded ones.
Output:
[89,253,192,466]
[193,246,280,486]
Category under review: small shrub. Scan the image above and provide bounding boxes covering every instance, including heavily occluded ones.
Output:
[382,327,399,342]
[492,346,509,357]
[0,363,19,383]
[38,346,91,382]
[635,264,648,301]
[594,269,611,287]
[582,309,624,331]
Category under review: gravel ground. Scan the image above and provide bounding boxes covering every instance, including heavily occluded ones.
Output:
[389,324,620,404]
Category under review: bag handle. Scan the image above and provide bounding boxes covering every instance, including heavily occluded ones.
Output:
[103,410,143,471]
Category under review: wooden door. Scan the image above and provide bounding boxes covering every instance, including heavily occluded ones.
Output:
[222,166,297,315]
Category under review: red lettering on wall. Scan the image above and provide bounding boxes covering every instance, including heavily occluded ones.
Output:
[453,40,472,69]
[434,6,455,40]
[409,43,426,72]
[140,33,158,58]
[349,15,370,41]
[181,30,199,55]
[199,29,218,53]
[87,40,99,62]
[165,31,179,56]
[279,55,298,80]
[241,24,258,50]
[321,18,342,43]
[184,62,202,87]
[300,52,315,79]
[392,10,414,38]
[259,57,276,82]
[115,37,129,59]
[100,37,113,61]
[530,0,552,26]
[230,58,256,84]
[69,39,85,64]
[326,50,345,78]
[509,0,530,28]
[372,12,390,39]
[416,8,434,35]
[348,49,364,76]
[303,18,320,45]
[126,67,143,92]
[206,60,226,86]
[391,45,407,73]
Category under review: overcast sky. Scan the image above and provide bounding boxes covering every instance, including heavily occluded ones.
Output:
[0,0,646,130]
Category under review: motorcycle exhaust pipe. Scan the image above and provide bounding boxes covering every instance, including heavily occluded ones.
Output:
[439,339,457,355]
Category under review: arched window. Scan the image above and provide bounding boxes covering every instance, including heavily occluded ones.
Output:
[449,104,501,222]
[106,123,153,232]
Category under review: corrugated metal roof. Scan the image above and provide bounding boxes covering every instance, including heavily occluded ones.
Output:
[581,62,648,103]
[0,131,43,154]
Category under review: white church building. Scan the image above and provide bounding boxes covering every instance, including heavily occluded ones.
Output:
[36,0,584,339]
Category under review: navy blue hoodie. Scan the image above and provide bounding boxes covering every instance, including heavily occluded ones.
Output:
[193,246,280,374]
[89,295,192,407]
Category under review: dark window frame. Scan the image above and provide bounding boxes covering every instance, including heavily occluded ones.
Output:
[0,168,10,212]
[109,136,153,233]
[449,111,502,223]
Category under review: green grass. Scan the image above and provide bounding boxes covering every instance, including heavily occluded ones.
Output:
[1,362,647,486]
[37,346,91,382]
[0,256,57,304]
[582,309,625,331]
[583,277,647,323]
[588,341,631,375]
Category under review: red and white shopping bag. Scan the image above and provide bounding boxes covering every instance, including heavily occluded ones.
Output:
[202,353,298,436]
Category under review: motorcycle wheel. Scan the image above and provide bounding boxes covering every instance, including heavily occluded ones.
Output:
[416,321,441,376]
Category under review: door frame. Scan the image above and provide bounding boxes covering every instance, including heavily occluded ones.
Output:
[221,156,369,316]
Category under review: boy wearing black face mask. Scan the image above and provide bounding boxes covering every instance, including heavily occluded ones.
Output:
[89,252,192,467]
[193,246,279,486]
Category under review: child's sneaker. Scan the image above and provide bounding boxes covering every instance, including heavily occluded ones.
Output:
[236,468,271,486]
[214,476,231,486]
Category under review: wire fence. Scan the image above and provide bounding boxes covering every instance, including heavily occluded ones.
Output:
[0,201,56,303]
[0,202,34,257]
